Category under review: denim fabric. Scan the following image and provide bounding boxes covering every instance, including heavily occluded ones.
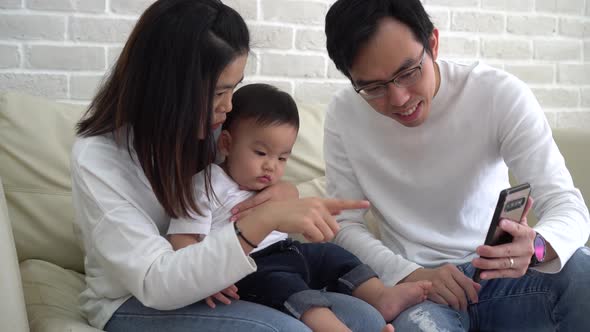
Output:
[324,291,387,331]
[392,247,590,331]
[338,263,379,292]
[393,300,471,331]
[236,239,378,318]
[283,289,332,319]
[104,292,385,332]
[104,297,310,332]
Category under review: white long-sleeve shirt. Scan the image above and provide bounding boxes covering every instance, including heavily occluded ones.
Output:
[325,60,590,287]
[71,134,256,329]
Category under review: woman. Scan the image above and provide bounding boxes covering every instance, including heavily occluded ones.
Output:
[71,0,386,331]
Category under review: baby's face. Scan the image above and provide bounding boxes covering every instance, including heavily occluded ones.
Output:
[223,119,298,191]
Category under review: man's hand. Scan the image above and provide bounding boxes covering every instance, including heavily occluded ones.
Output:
[230,181,299,221]
[473,197,536,280]
[402,265,481,311]
[205,284,240,308]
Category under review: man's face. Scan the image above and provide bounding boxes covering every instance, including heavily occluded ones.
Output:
[348,18,440,128]
[219,119,298,191]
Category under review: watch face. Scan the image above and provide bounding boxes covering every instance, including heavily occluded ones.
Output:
[534,235,545,261]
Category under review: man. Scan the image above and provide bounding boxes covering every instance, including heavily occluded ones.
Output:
[323,0,590,330]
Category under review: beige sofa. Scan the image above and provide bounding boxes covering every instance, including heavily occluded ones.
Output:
[1,91,589,331]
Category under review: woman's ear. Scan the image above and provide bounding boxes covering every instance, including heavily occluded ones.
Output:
[218,130,232,156]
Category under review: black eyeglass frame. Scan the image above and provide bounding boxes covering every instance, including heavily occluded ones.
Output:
[353,48,427,100]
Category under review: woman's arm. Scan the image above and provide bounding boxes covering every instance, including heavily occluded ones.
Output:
[90,205,256,310]
[233,196,369,246]
[168,233,200,251]
[167,233,241,308]
[72,154,257,310]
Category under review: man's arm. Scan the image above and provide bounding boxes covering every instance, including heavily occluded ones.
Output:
[323,99,421,286]
[495,76,589,273]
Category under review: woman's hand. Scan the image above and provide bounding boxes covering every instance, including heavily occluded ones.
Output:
[473,197,536,280]
[233,197,369,255]
[402,265,481,312]
[277,198,370,242]
[244,197,370,243]
[205,284,240,308]
[279,197,369,242]
[230,181,299,221]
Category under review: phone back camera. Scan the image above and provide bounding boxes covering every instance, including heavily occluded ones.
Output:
[505,197,526,212]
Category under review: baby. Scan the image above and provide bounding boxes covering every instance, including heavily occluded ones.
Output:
[167,83,430,331]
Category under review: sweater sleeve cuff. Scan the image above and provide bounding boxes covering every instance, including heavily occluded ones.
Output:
[381,263,423,287]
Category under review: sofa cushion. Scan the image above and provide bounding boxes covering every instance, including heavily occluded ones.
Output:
[552,129,590,246]
[0,92,85,273]
[552,129,590,209]
[0,180,30,331]
[283,103,326,184]
[20,259,102,332]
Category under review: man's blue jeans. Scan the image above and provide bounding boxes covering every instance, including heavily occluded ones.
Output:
[392,246,590,331]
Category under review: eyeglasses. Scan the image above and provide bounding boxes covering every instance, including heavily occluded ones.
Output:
[354,48,426,100]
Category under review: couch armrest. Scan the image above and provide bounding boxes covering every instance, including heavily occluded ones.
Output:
[0,178,30,332]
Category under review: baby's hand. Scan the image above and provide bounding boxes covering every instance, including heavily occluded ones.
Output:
[205,284,239,308]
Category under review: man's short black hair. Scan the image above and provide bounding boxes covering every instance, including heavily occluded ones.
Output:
[325,0,434,79]
[223,83,299,132]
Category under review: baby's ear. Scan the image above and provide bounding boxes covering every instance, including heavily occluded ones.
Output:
[218,130,232,156]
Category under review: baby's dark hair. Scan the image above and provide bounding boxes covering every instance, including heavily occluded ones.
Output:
[223,83,299,132]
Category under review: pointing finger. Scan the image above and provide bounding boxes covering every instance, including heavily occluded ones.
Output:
[323,199,370,215]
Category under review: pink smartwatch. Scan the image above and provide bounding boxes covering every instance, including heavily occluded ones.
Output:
[530,232,546,266]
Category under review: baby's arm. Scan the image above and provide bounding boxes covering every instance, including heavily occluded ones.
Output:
[168,233,201,250]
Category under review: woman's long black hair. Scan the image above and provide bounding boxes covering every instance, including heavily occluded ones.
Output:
[77,0,250,218]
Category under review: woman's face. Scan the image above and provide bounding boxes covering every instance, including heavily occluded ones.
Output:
[211,54,248,131]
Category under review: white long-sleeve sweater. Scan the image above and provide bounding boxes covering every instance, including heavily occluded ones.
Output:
[71,134,256,329]
[325,60,590,287]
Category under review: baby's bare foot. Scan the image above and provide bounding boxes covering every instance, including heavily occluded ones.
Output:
[376,281,431,322]
[381,323,394,332]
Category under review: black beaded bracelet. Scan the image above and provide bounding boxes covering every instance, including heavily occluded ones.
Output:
[233,221,258,249]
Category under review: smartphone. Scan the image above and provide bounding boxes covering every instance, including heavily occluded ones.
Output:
[472,183,531,282]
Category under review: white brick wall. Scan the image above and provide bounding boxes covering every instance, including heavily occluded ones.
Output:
[0,0,588,128]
